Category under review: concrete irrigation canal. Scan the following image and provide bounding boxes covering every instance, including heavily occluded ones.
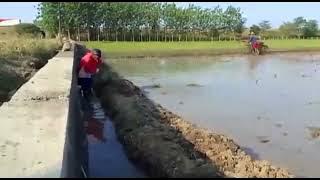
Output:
[0,43,295,177]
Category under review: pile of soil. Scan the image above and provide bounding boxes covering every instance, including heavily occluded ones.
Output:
[93,63,294,178]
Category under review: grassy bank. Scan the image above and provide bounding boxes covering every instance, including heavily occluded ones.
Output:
[84,39,320,58]
[0,38,60,104]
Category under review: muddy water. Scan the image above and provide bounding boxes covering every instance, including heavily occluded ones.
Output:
[108,53,320,178]
[86,98,145,178]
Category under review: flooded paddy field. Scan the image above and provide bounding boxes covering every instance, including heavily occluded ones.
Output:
[108,52,320,177]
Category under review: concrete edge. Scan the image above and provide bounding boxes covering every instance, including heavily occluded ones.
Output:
[60,44,88,178]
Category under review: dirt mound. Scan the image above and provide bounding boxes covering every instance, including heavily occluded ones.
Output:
[93,62,294,178]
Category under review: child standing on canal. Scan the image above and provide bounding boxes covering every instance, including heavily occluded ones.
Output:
[78,48,102,99]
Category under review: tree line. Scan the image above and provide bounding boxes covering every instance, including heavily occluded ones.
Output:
[250,17,319,39]
[36,2,320,41]
[36,2,246,41]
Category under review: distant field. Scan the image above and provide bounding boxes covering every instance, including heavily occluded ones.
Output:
[84,39,320,58]
[84,41,246,58]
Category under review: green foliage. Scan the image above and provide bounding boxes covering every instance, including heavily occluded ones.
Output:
[278,17,319,38]
[279,22,297,37]
[303,20,318,37]
[36,3,59,35]
[36,3,320,40]
[249,25,261,35]
[14,23,41,36]
[259,20,271,33]
[36,2,246,41]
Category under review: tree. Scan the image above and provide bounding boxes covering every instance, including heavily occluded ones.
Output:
[162,3,178,41]
[36,3,60,37]
[293,16,307,38]
[249,24,261,35]
[15,23,42,37]
[234,17,246,35]
[259,20,271,34]
[279,22,297,37]
[37,2,247,41]
[293,17,307,26]
[303,20,318,37]
[223,6,246,33]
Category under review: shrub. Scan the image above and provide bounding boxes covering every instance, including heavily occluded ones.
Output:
[14,23,42,37]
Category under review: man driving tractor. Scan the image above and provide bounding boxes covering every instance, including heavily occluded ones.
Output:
[248,31,258,50]
[247,32,268,55]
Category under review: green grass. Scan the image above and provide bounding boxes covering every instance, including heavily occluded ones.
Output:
[85,41,245,57]
[265,39,320,50]
[84,39,320,58]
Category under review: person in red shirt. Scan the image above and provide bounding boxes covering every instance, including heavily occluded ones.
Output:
[78,49,102,98]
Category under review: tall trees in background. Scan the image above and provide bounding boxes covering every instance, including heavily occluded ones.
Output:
[253,18,319,38]
[36,2,320,41]
[36,2,246,41]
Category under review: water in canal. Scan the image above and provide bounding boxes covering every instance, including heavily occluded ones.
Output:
[85,98,145,178]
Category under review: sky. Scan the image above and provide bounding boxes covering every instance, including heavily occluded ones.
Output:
[0,2,39,23]
[1,2,320,28]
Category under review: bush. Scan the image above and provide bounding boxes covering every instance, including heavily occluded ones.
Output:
[14,23,42,37]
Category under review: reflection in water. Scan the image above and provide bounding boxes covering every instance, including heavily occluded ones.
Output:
[86,99,145,178]
[86,118,105,142]
[248,56,261,71]
[109,52,320,178]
